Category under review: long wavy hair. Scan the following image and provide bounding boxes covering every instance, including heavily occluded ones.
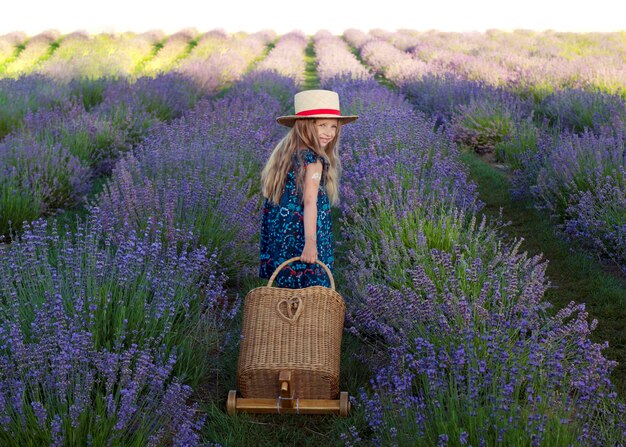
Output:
[261,118,342,205]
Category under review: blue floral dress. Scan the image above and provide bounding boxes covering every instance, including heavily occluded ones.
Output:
[259,148,334,288]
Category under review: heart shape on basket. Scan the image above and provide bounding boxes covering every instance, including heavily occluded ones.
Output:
[276,296,304,324]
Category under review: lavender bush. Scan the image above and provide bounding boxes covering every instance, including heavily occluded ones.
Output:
[400,75,515,128]
[93,70,295,284]
[2,30,60,77]
[0,212,233,444]
[231,69,297,112]
[536,88,626,134]
[0,216,233,379]
[0,173,42,241]
[139,28,198,76]
[530,128,626,270]
[563,171,626,271]
[313,31,372,83]
[98,72,202,122]
[342,29,375,53]
[68,76,113,111]
[451,99,517,154]
[0,32,26,69]
[0,134,91,225]
[20,100,129,175]
[494,118,542,167]
[364,40,429,84]
[346,32,429,86]
[0,291,207,446]
[37,31,159,80]
[176,30,273,94]
[0,75,69,139]
[253,31,307,84]
[92,84,158,151]
[318,72,625,445]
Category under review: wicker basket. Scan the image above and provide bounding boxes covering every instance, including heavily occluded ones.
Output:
[237,257,345,400]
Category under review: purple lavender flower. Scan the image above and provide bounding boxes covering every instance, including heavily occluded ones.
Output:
[254,31,307,85]
[324,73,624,445]
[313,31,372,83]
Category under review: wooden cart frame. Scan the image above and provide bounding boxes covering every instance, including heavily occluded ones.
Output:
[227,371,350,416]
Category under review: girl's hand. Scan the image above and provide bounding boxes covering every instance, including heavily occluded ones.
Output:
[300,240,318,264]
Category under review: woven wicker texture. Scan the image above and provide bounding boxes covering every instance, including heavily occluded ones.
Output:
[237,257,346,399]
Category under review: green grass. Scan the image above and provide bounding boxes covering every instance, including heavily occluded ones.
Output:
[0,42,26,74]
[342,36,396,92]
[461,151,626,397]
[174,37,199,65]
[133,38,166,76]
[303,37,320,89]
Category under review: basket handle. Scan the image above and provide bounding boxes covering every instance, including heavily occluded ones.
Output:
[267,256,335,290]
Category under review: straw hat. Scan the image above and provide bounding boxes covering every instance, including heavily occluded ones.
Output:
[276,89,359,127]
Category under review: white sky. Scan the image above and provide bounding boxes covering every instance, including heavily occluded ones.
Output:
[1,0,624,36]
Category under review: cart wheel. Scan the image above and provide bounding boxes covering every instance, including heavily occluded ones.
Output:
[339,391,350,417]
[226,390,237,416]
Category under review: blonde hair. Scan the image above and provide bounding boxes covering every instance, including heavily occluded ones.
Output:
[261,119,342,206]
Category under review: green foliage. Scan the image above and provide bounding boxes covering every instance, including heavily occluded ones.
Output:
[371,391,579,447]
[69,77,110,110]
[0,180,42,239]
[461,151,626,395]
[303,37,320,90]
[2,218,223,386]
[1,139,90,212]
[494,119,539,168]
[453,100,514,154]
[0,90,27,139]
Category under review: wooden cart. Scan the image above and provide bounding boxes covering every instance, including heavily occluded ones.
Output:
[227,257,350,416]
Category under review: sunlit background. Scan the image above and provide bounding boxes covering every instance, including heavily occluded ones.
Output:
[2,0,624,34]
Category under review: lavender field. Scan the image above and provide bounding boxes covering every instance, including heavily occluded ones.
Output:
[0,28,625,446]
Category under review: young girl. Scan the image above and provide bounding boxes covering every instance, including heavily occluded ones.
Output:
[259,89,358,288]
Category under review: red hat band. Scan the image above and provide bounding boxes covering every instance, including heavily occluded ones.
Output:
[295,108,341,117]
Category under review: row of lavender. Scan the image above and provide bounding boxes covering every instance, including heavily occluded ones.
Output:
[0,31,274,240]
[0,33,306,445]
[344,29,626,274]
[0,29,276,80]
[314,31,625,445]
[5,28,625,93]
[0,74,202,239]
[358,28,626,94]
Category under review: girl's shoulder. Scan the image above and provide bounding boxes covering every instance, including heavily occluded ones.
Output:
[302,147,320,165]
[295,147,328,168]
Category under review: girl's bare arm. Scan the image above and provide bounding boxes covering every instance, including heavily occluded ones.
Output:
[300,160,323,263]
